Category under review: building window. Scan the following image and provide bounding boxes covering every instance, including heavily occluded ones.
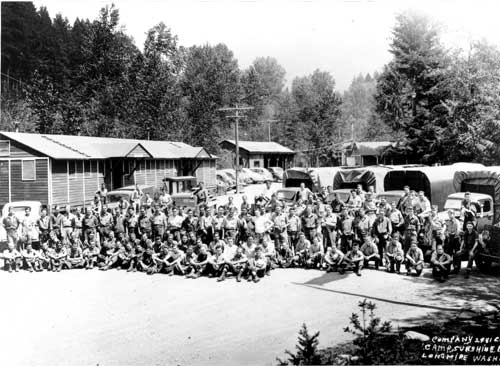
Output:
[22,159,36,181]
[253,160,260,168]
[146,160,151,170]
[0,141,10,156]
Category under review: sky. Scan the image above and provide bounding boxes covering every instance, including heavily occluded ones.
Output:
[32,0,500,91]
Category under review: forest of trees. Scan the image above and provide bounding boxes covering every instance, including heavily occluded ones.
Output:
[2,3,500,165]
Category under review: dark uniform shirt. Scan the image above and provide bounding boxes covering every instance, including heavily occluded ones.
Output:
[462,230,478,251]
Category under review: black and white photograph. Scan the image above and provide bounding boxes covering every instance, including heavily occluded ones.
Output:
[1,0,500,365]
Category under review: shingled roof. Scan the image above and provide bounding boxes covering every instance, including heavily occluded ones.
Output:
[343,141,393,156]
[0,131,214,160]
[220,140,295,154]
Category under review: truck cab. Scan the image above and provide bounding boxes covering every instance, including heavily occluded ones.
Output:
[276,187,301,207]
[0,201,42,248]
[437,192,495,231]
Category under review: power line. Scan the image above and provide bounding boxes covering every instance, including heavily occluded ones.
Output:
[218,104,254,193]
[1,72,28,86]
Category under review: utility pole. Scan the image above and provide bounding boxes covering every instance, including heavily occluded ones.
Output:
[260,119,279,142]
[218,105,254,193]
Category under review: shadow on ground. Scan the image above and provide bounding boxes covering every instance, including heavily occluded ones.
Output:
[296,264,500,314]
[400,269,500,309]
[303,270,353,286]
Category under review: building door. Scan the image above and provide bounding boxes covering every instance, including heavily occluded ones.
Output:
[112,159,124,189]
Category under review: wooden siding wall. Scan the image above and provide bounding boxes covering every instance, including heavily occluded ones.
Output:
[9,159,49,204]
[0,160,9,202]
[133,159,177,189]
[51,160,68,207]
[68,161,84,207]
[51,159,105,208]
[196,160,216,188]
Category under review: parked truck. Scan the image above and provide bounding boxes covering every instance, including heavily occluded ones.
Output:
[382,163,484,211]
[438,167,500,272]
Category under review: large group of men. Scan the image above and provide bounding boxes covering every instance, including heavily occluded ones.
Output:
[0,180,491,283]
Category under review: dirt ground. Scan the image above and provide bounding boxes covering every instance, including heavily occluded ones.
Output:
[1,265,499,366]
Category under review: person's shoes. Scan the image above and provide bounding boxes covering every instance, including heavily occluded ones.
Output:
[208,273,213,278]
[236,272,242,282]
[127,267,132,272]
[265,271,271,276]
[406,271,411,276]
[8,267,12,273]
[396,270,401,274]
[28,267,33,272]
[338,268,345,275]
[253,277,260,283]
[132,267,136,272]
[356,271,362,277]
[217,276,225,282]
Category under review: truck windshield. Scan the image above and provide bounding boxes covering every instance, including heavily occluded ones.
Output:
[277,191,297,201]
[444,198,463,210]
[107,193,129,203]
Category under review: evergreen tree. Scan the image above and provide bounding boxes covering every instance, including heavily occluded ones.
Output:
[375,11,450,163]
[277,323,322,365]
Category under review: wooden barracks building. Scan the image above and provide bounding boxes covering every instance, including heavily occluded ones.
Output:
[0,132,216,208]
[219,140,295,169]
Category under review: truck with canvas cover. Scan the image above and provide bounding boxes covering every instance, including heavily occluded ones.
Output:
[383,163,484,211]
[332,166,393,193]
[283,167,343,192]
[452,167,500,228]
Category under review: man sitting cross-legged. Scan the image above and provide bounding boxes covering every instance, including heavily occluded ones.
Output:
[207,245,226,278]
[217,246,248,282]
[186,244,210,279]
[360,236,380,270]
[405,240,424,277]
[63,241,85,269]
[322,245,345,273]
[342,241,364,276]
[246,246,268,283]
[430,244,452,282]
[384,232,404,274]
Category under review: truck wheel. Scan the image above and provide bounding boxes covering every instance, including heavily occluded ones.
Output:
[476,257,492,273]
